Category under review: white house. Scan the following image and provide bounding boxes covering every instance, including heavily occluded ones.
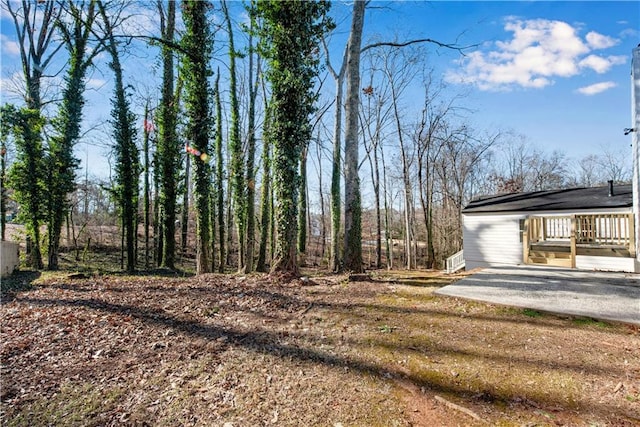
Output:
[459,46,640,274]
[462,184,637,273]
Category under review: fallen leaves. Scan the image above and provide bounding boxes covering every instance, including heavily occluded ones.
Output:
[1,271,638,426]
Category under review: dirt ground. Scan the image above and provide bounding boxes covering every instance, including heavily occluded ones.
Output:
[1,269,639,426]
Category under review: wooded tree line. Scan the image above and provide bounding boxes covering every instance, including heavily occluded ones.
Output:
[0,0,631,274]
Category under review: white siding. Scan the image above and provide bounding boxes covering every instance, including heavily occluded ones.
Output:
[463,213,525,269]
[632,47,640,264]
[463,208,637,272]
[576,256,636,273]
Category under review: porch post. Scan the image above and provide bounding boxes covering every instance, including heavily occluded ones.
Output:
[570,215,576,268]
[523,217,530,264]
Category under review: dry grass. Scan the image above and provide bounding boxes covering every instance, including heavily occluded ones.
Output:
[1,268,638,426]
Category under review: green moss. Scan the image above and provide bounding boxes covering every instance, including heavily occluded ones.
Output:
[571,318,611,329]
[5,382,123,427]
[523,309,543,318]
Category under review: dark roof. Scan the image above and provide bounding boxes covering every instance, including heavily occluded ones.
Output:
[463,184,633,213]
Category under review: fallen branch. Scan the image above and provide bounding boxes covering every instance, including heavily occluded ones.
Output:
[300,303,314,316]
[434,395,484,423]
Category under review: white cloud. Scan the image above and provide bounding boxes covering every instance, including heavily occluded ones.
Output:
[0,34,20,56]
[446,18,627,91]
[576,81,616,95]
[619,28,639,39]
[579,54,626,73]
[585,31,618,49]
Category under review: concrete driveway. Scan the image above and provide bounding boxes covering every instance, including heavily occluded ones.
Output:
[435,266,640,325]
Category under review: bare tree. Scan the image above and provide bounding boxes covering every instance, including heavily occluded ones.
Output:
[342,0,366,273]
[321,34,348,272]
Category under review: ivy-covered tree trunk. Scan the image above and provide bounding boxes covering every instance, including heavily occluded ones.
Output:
[18,111,46,270]
[343,0,365,273]
[181,0,213,274]
[181,153,190,260]
[98,0,140,273]
[0,137,6,241]
[256,138,271,272]
[298,143,308,256]
[157,0,179,269]
[153,162,162,266]
[46,1,99,270]
[254,0,332,274]
[3,106,46,269]
[214,72,225,273]
[6,0,62,269]
[209,178,216,272]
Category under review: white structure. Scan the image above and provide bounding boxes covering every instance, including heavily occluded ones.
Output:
[461,46,640,274]
[462,185,637,273]
[1,241,20,277]
[631,45,640,271]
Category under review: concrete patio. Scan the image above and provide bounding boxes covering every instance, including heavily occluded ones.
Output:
[436,266,640,325]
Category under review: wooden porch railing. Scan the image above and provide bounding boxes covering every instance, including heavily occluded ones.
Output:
[575,214,634,246]
[525,214,636,266]
[528,216,572,242]
[528,214,634,247]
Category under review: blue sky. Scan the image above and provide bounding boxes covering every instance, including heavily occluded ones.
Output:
[0,1,638,181]
[349,1,639,162]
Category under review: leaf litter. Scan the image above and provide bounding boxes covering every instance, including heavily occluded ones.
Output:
[1,270,638,426]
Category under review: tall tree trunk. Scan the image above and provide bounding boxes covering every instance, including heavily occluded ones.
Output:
[223,0,246,273]
[0,141,6,241]
[417,153,431,269]
[98,0,140,273]
[154,174,163,266]
[343,0,365,273]
[325,43,347,272]
[181,154,190,260]
[257,136,271,272]
[245,23,259,273]
[330,74,344,272]
[143,102,151,269]
[157,0,178,269]
[6,0,63,269]
[316,135,326,262]
[373,145,382,269]
[46,0,99,270]
[364,135,382,269]
[214,72,225,272]
[181,0,213,274]
[381,145,392,269]
[298,143,308,258]
[255,1,330,274]
[388,63,415,269]
[209,178,216,272]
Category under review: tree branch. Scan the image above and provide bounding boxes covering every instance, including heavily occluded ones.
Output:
[361,38,477,55]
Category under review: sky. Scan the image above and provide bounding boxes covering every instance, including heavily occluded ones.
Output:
[350,1,639,163]
[0,1,638,182]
